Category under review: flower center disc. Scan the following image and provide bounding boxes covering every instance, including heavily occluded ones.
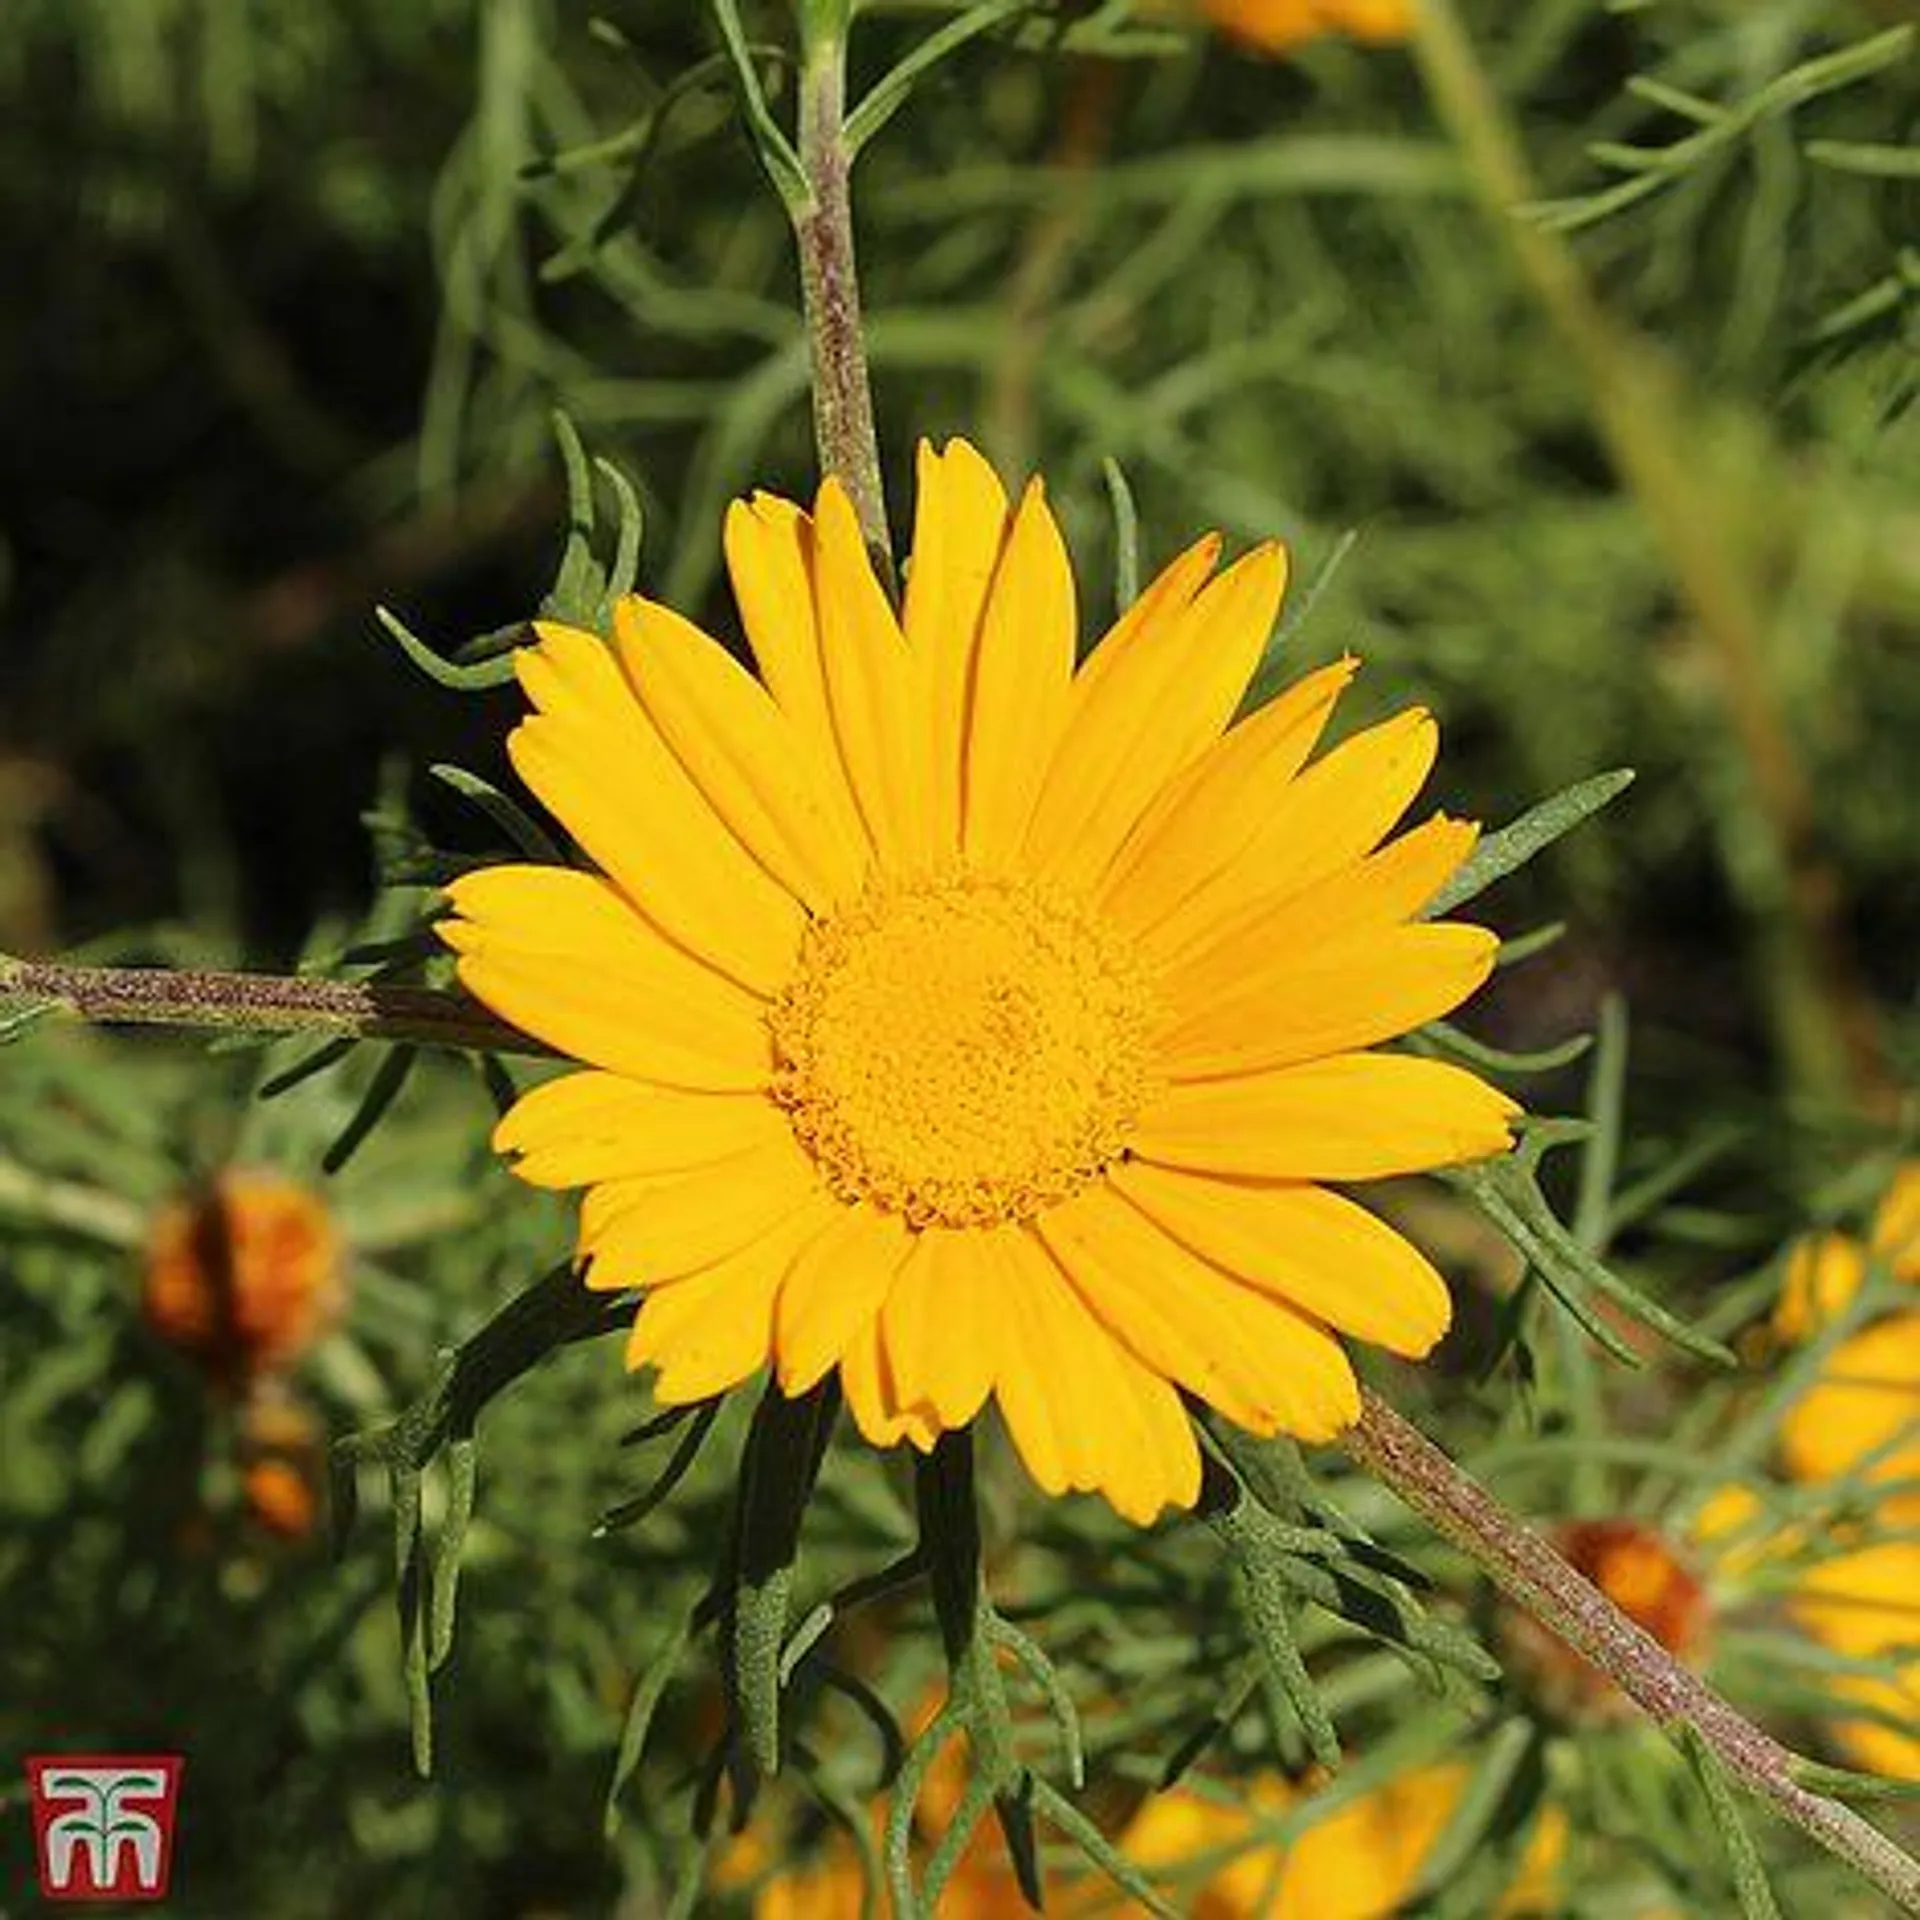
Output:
[769,871,1162,1229]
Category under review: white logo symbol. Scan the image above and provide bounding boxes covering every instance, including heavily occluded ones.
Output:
[37,1766,170,1893]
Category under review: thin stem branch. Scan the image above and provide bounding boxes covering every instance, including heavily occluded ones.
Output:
[1410,0,1890,1116]
[1,955,547,1057]
[793,29,895,580]
[1344,1389,1920,1913]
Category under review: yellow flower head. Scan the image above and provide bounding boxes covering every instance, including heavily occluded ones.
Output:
[1197,0,1411,56]
[1119,1764,1564,1917]
[1791,1540,1920,1780]
[1777,1311,1920,1514]
[1771,1159,1920,1345]
[142,1168,346,1384]
[441,440,1515,1522]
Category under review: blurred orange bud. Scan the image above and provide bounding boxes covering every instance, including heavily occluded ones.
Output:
[143,1169,345,1384]
[1196,0,1410,55]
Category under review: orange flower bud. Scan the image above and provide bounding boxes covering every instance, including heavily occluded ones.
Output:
[142,1169,345,1384]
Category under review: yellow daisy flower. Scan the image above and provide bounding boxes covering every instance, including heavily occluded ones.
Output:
[1118,1763,1565,1916]
[1777,1312,1920,1515]
[1197,0,1411,56]
[1771,1158,1920,1345]
[1791,1539,1920,1781]
[440,440,1515,1522]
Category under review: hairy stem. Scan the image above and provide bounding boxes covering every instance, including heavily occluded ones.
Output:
[793,28,894,579]
[1344,1389,1920,1913]
[1410,0,1890,1116]
[1,955,546,1056]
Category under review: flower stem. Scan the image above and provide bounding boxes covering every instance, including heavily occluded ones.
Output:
[0,954,545,1056]
[1344,1389,1920,1913]
[792,23,894,580]
[1409,0,1891,1117]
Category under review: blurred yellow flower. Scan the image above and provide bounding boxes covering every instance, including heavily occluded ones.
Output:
[1791,1540,1920,1780]
[142,1168,345,1385]
[1197,0,1411,55]
[1118,1763,1565,1916]
[442,439,1513,1522]
[1772,1160,1920,1344]
[1777,1312,1920,1514]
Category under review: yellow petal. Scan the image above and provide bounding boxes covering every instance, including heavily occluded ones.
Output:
[440,866,772,1090]
[1165,813,1481,1011]
[1134,1052,1518,1181]
[1107,1162,1452,1357]
[1022,534,1238,889]
[513,623,806,994]
[775,1202,914,1394]
[1870,1161,1920,1282]
[960,479,1077,865]
[1778,1312,1920,1493]
[612,595,868,912]
[625,1202,833,1403]
[1101,656,1355,926]
[1772,1233,1869,1346]
[1159,923,1501,1078]
[1037,1184,1360,1439]
[992,1228,1201,1522]
[880,1229,997,1428]
[1792,1541,1920,1659]
[577,1133,825,1287]
[1138,706,1438,964]
[493,1070,784,1189]
[722,494,834,757]
[812,478,933,869]
[840,1307,943,1450]
[903,439,1013,854]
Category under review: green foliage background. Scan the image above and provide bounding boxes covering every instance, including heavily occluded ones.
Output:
[1,2,1915,1915]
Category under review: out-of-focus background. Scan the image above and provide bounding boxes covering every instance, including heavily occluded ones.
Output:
[1,3,1916,1914]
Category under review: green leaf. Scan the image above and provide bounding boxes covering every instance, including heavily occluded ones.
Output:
[1103,455,1141,613]
[322,1044,416,1174]
[1682,1729,1785,1920]
[605,1604,703,1834]
[1238,527,1358,717]
[843,0,1034,161]
[1451,1148,1736,1368]
[427,1432,477,1672]
[1427,770,1634,917]
[375,606,524,691]
[1030,1774,1180,1920]
[726,1380,840,1785]
[595,1398,723,1536]
[428,764,566,864]
[708,0,806,210]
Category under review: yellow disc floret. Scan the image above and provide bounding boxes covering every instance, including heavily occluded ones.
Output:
[769,869,1162,1228]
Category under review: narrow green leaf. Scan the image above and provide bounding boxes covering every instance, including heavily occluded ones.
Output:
[1426,770,1634,916]
[322,1044,416,1174]
[375,605,522,691]
[843,0,1033,160]
[1103,455,1141,613]
[1030,1774,1180,1920]
[605,1605,702,1834]
[708,0,806,209]
[1682,1729,1785,1920]
[428,764,565,864]
[596,1398,723,1536]
[427,1433,477,1672]
[989,1613,1086,1789]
